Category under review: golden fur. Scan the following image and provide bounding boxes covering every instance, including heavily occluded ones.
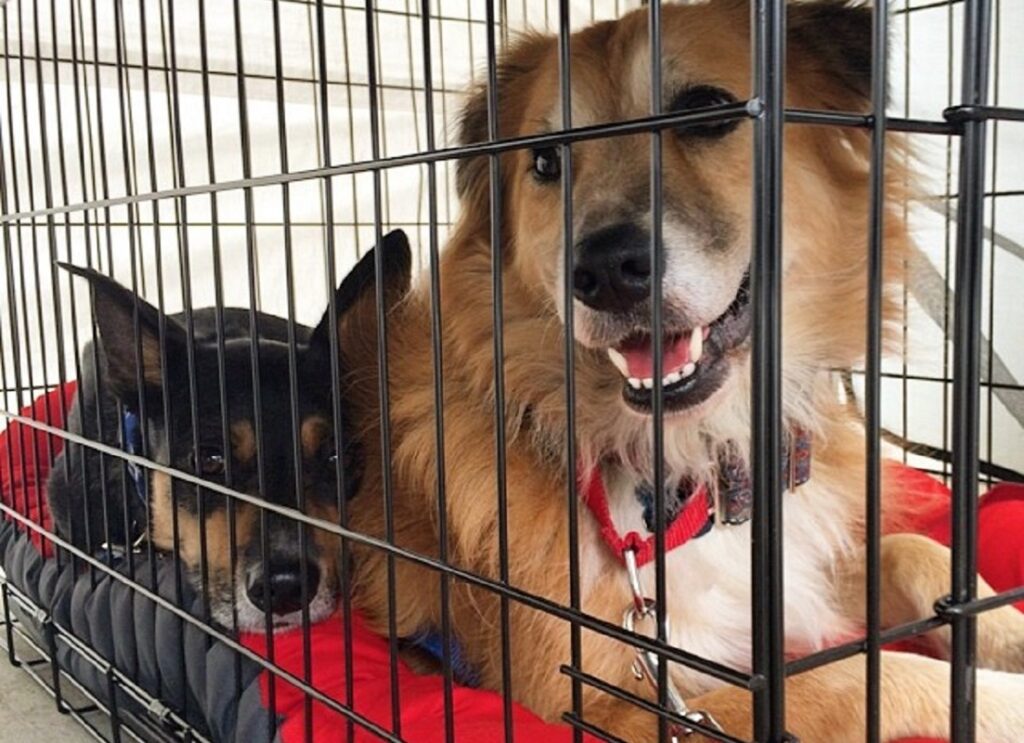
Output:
[346,2,1024,739]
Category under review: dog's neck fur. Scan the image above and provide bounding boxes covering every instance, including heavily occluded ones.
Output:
[597,464,860,692]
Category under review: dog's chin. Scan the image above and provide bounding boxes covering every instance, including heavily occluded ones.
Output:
[586,272,752,416]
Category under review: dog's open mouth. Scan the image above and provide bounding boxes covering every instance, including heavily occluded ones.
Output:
[606,271,752,412]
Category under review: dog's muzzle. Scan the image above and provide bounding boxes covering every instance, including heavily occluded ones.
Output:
[245,558,321,616]
[571,222,753,413]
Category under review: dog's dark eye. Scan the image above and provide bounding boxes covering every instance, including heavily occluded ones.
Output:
[193,447,225,477]
[531,147,561,182]
[669,85,739,140]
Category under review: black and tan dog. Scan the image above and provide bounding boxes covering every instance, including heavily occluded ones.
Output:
[48,231,411,631]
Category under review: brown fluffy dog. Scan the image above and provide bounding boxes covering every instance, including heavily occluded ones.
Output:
[346,1,1024,739]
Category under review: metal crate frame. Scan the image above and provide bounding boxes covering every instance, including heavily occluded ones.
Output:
[0,0,1022,741]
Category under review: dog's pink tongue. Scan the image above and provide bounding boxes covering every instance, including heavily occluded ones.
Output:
[617,333,691,379]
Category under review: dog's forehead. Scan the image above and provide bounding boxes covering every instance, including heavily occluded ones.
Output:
[190,341,333,422]
[534,10,748,131]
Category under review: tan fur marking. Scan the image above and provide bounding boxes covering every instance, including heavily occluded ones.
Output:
[307,499,342,589]
[149,471,175,551]
[178,506,257,575]
[231,421,256,464]
[139,334,166,386]
[300,416,329,460]
[148,470,257,575]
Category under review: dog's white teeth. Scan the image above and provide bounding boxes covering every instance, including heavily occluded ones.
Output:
[627,377,643,390]
[690,327,704,364]
[681,362,697,379]
[606,347,630,377]
[662,371,682,386]
[641,377,654,390]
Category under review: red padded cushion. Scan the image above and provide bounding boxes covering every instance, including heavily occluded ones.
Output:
[0,382,76,557]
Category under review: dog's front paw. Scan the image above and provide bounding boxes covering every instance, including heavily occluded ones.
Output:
[977,668,1024,742]
[976,603,1024,673]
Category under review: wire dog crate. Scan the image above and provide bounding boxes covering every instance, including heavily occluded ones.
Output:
[0,0,1022,742]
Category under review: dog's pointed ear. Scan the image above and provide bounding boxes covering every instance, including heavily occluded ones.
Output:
[60,263,185,406]
[787,1,874,109]
[309,229,413,360]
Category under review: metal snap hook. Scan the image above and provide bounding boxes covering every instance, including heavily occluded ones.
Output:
[621,601,724,737]
[623,547,648,615]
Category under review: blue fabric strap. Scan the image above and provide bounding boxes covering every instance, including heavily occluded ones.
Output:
[406,629,481,688]
[121,410,148,507]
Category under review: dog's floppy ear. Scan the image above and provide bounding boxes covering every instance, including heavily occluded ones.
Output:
[309,229,413,360]
[60,263,186,407]
[454,33,553,228]
[787,0,874,109]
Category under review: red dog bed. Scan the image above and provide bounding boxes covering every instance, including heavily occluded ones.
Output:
[4,384,1022,742]
[0,382,77,558]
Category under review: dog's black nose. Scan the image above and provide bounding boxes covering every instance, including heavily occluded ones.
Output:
[246,560,321,615]
[573,223,651,312]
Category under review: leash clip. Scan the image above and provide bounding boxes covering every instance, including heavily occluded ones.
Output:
[623,547,647,615]
[622,602,723,739]
[620,548,723,739]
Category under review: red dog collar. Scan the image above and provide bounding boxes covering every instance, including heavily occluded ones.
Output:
[579,468,712,569]
[580,427,812,568]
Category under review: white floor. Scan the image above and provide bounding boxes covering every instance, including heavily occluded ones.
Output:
[0,590,97,743]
